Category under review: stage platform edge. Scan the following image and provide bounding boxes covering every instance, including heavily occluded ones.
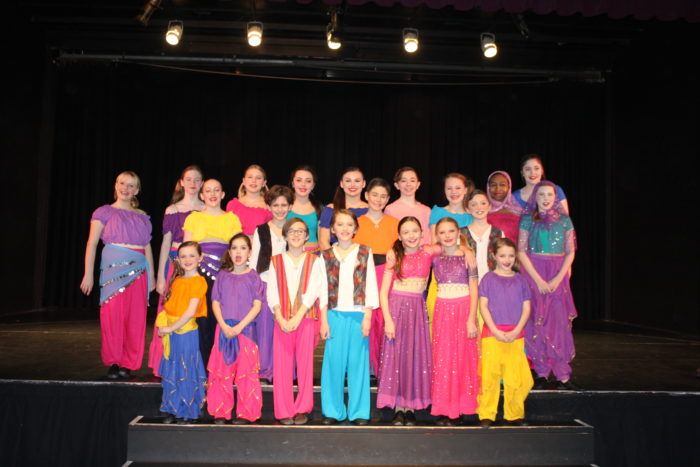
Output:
[126,415,595,466]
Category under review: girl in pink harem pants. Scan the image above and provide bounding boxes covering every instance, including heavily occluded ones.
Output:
[266,218,328,423]
[206,234,265,423]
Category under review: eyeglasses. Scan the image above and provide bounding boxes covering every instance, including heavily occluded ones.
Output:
[287,229,307,236]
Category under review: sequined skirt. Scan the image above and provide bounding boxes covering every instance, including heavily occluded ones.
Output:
[159,329,207,419]
[376,290,432,410]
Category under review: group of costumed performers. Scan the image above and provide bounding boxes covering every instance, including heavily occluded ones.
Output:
[81,155,577,426]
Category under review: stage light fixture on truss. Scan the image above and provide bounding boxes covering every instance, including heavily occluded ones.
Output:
[165,20,183,46]
[403,28,419,53]
[247,21,263,47]
[481,32,498,58]
[326,9,342,50]
[135,0,162,27]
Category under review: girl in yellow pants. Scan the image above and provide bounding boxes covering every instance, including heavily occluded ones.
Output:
[477,238,533,427]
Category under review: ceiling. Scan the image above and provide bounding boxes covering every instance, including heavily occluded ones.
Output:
[20,0,691,84]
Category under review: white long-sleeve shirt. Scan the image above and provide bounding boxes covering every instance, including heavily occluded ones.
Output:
[266,252,328,313]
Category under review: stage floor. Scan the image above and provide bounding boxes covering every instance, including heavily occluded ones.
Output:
[1,313,699,392]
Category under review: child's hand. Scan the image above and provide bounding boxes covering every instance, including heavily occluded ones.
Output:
[320,321,330,340]
[384,318,396,340]
[494,330,509,342]
[231,323,243,337]
[547,277,562,292]
[276,316,290,333]
[535,277,552,294]
[158,326,171,336]
[466,320,478,339]
[222,324,237,339]
[504,330,520,342]
[156,277,166,295]
[80,275,94,295]
[148,275,156,293]
[361,316,371,337]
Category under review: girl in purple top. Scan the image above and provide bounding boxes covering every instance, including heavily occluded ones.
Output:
[226,164,273,236]
[318,167,369,250]
[149,165,205,376]
[80,171,155,380]
[207,233,264,424]
[478,238,533,428]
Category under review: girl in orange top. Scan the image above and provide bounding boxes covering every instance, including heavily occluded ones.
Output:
[157,241,208,424]
[353,178,398,380]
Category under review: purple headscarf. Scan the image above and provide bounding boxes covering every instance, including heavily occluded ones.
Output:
[486,171,522,215]
[523,180,565,226]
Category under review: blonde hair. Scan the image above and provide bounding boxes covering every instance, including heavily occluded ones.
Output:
[113,171,141,209]
[238,164,269,198]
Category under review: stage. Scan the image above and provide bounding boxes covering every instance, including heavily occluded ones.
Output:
[0,313,699,466]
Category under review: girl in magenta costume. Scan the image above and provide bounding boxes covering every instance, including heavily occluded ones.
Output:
[518,181,578,390]
[513,154,570,215]
[183,179,243,367]
[226,164,273,236]
[430,217,479,425]
[427,172,475,332]
[207,233,264,424]
[384,167,431,246]
[486,170,522,244]
[80,171,155,380]
[148,165,205,377]
[287,166,322,253]
[318,167,369,251]
[249,185,296,382]
[377,217,439,426]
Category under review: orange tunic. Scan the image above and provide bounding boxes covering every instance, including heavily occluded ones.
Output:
[163,275,208,320]
[353,214,399,255]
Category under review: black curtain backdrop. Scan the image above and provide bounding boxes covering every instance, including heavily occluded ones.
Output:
[43,63,607,320]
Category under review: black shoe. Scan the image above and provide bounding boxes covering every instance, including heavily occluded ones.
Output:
[231,418,251,425]
[404,411,417,426]
[352,418,369,426]
[213,418,226,425]
[435,416,448,426]
[445,417,458,426]
[391,411,406,426]
[506,418,527,426]
[162,414,176,424]
[322,417,339,425]
[118,367,131,380]
[556,380,581,391]
[480,419,493,429]
[176,418,188,425]
[533,377,549,390]
[107,364,120,380]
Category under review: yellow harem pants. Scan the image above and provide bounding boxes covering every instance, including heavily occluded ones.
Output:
[477,336,533,421]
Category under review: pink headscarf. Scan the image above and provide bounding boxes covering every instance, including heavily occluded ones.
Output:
[486,171,522,215]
